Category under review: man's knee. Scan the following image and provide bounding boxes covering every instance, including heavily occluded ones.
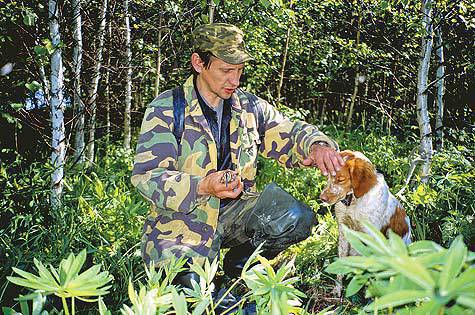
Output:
[245,183,316,252]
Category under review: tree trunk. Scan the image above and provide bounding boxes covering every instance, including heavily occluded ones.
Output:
[72,0,84,164]
[416,0,434,183]
[123,0,132,150]
[86,0,108,165]
[346,11,362,129]
[105,17,112,142]
[435,27,445,151]
[154,8,163,98]
[49,0,66,209]
[276,23,292,104]
[209,0,216,23]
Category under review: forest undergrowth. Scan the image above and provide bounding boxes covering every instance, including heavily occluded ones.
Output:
[1,122,473,314]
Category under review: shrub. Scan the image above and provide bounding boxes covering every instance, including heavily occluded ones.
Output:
[326,221,475,313]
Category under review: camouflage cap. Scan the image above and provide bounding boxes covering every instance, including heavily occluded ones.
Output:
[192,23,253,65]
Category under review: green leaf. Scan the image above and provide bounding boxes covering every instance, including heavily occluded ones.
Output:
[23,10,37,26]
[456,295,475,309]
[345,275,367,297]
[343,225,388,256]
[386,256,435,290]
[447,268,475,293]
[1,307,16,315]
[325,260,354,275]
[388,230,408,256]
[439,236,467,291]
[20,299,29,315]
[364,290,430,311]
[64,249,87,285]
[98,296,111,315]
[171,288,187,315]
[25,81,42,92]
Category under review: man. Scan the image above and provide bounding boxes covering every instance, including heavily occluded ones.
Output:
[131,23,343,295]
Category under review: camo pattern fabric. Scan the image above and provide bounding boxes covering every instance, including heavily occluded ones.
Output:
[131,75,338,267]
[192,23,253,65]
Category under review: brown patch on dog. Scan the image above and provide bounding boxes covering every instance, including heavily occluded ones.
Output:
[347,158,377,198]
[381,206,409,237]
[342,215,364,232]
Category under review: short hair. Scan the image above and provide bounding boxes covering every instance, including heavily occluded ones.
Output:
[192,50,214,76]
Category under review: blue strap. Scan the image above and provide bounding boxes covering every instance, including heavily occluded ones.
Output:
[172,86,186,145]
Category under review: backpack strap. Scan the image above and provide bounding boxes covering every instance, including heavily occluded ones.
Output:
[172,86,186,145]
[243,91,265,141]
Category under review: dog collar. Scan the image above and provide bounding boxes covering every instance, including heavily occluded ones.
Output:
[341,193,353,206]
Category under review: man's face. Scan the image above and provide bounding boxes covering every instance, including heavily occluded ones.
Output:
[196,55,245,100]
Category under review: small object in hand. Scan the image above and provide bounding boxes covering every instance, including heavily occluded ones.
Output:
[220,170,236,187]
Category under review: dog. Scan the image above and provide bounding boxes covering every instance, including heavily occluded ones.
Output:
[319,150,411,296]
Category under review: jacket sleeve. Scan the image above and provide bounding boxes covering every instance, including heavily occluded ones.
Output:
[257,97,339,168]
[131,97,208,213]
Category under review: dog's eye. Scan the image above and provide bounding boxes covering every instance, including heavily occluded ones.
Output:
[337,177,346,183]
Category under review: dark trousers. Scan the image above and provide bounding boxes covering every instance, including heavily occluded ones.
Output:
[216,183,316,277]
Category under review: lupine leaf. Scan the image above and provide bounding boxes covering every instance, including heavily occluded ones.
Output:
[364,290,430,311]
[345,275,367,297]
[385,256,435,290]
[456,295,475,309]
[439,236,467,291]
[388,230,408,256]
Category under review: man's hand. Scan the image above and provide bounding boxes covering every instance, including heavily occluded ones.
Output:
[197,170,243,199]
[302,143,345,176]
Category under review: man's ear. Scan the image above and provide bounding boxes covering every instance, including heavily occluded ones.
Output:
[191,53,204,74]
[348,158,377,198]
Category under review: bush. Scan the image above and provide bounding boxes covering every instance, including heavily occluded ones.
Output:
[326,221,475,314]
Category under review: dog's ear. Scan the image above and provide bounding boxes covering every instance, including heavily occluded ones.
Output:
[340,150,355,162]
[348,158,377,198]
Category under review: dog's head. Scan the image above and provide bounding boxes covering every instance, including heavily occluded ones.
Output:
[319,150,377,206]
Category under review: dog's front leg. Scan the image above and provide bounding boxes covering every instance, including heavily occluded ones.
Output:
[332,223,350,298]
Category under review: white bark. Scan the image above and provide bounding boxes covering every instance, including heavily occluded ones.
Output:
[416,0,434,183]
[276,24,291,104]
[105,18,112,140]
[86,0,108,165]
[435,27,445,150]
[123,0,132,150]
[72,0,84,163]
[209,0,216,23]
[49,0,65,209]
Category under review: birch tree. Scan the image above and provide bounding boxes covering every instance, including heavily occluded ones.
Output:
[48,0,65,208]
[209,0,217,23]
[85,0,108,165]
[123,0,132,150]
[416,0,434,183]
[105,18,112,141]
[72,0,84,163]
[435,26,445,150]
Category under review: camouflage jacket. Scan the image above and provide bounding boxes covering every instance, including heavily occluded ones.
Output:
[131,75,338,266]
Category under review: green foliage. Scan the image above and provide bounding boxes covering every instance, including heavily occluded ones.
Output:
[326,221,475,313]
[7,249,112,315]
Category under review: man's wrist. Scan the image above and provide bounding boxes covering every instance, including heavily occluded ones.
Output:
[197,178,209,196]
[311,141,330,151]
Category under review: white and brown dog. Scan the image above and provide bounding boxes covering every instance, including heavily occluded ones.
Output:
[319,150,411,295]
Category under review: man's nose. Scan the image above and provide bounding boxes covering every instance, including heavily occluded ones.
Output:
[229,73,240,86]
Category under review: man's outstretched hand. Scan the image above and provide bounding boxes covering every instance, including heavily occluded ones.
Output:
[197,170,243,199]
[302,143,345,176]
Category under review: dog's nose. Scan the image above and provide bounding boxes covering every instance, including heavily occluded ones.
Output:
[320,193,328,203]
